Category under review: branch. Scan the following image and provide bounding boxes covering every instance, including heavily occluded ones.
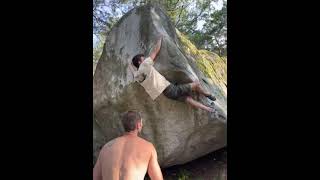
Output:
[213,36,223,56]
[113,2,126,14]
[175,6,184,27]
[186,1,212,28]
[93,14,105,24]
[175,3,191,27]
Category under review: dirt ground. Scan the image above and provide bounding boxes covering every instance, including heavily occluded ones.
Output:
[145,147,227,180]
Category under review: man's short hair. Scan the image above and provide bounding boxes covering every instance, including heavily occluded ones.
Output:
[122,111,142,132]
[132,54,144,69]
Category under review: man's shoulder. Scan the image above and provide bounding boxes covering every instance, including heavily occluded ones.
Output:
[101,137,119,150]
[142,57,154,66]
[144,57,152,61]
[137,136,154,148]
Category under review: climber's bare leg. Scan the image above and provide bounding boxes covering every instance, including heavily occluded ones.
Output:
[189,81,210,96]
[185,96,213,112]
[189,81,216,101]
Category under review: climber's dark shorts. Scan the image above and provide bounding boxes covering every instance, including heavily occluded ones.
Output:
[163,83,192,101]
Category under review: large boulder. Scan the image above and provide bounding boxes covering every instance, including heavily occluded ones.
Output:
[93,118,106,166]
[93,4,227,167]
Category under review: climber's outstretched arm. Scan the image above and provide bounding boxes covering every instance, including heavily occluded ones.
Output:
[149,35,163,61]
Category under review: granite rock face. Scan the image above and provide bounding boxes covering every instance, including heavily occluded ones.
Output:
[93,5,227,167]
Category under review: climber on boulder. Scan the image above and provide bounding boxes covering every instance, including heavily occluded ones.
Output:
[131,35,216,113]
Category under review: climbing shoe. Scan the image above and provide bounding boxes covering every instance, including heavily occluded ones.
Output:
[206,95,216,101]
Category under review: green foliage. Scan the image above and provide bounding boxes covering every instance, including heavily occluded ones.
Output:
[177,29,227,95]
[177,169,191,180]
[200,0,227,56]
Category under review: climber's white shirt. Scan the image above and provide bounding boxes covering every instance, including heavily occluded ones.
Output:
[134,57,170,100]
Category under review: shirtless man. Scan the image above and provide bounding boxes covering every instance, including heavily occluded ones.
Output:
[93,111,163,180]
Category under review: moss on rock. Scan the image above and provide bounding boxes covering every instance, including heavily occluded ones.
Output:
[176,29,227,94]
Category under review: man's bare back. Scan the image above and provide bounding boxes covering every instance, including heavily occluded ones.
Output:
[93,133,163,180]
[94,135,159,180]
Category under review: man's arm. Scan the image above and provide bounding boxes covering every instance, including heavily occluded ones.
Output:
[93,155,103,180]
[149,35,163,61]
[147,145,163,180]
